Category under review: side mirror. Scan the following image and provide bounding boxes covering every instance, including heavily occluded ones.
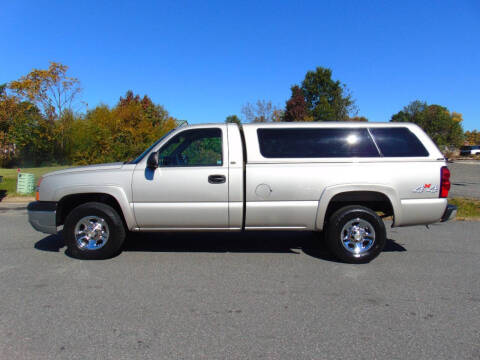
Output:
[147,151,159,169]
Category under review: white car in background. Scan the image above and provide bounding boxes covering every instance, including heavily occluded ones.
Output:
[460,145,480,156]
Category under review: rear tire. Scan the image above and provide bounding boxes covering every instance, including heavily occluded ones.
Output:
[64,202,125,260]
[326,205,386,263]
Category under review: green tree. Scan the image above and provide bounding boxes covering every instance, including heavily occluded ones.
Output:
[391,101,464,147]
[54,110,77,162]
[0,95,56,166]
[225,115,241,125]
[1,84,57,166]
[69,91,177,165]
[300,67,357,121]
[10,102,56,165]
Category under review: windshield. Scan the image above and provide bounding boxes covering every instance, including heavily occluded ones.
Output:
[129,130,174,164]
[461,146,472,150]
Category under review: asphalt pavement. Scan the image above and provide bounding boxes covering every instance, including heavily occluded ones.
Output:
[449,160,480,199]
[0,209,479,359]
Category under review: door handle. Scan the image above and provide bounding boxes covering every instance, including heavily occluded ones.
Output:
[208,175,226,184]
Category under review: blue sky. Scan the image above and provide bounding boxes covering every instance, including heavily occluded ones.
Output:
[1,0,479,130]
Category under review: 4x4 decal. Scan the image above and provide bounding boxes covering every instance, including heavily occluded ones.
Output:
[413,184,439,193]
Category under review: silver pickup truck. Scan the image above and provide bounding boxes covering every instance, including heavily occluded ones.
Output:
[28,122,456,263]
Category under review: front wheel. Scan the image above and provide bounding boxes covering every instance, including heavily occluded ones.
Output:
[64,202,126,260]
[326,205,386,263]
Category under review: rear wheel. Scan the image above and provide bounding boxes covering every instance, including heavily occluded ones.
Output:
[326,205,386,263]
[64,202,125,259]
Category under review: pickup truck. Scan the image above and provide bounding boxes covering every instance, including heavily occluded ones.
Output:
[28,122,457,263]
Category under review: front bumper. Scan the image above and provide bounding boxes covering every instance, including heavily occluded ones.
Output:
[27,201,58,234]
[441,204,457,222]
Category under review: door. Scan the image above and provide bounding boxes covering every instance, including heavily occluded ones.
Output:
[132,127,229,229]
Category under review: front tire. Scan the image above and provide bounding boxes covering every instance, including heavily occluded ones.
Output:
[326,205,386,263]
[64,202,126,259]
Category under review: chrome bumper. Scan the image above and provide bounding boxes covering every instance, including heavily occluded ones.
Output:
[441,204,457,222]
[27,202,58,234]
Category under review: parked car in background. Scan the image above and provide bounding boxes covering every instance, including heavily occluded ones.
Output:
[460,145,480,156]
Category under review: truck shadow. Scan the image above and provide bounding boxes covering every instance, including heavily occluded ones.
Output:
[34,231,65,252]
[34,231,406,262]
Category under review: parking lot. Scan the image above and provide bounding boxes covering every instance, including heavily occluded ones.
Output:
[0,207,479,359]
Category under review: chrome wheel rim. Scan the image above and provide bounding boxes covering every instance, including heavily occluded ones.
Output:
[74,216,109,251]
[340,218,375,256]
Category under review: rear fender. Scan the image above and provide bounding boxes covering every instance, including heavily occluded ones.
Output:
[315,184,401,230]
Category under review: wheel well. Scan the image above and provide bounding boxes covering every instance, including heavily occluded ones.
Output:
[56,193,126,226]
[325,191,394,222]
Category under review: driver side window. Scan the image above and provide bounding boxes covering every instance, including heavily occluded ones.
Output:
[157,128,223,167]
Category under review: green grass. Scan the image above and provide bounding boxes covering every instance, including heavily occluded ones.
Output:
[0,166,70,198]
[449,198,480,219]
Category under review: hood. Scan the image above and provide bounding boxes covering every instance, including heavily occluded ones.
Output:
[43,162,125,177]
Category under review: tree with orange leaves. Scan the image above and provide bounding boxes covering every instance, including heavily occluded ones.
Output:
[9,62,81,121]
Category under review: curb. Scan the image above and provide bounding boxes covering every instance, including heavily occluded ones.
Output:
[0,197,32,210]
[0,197,35,204]
[0,204,28,213]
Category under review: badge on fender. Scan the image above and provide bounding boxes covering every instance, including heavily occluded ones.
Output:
[413,184,439,193]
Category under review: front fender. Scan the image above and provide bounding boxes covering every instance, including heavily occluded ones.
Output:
[54,185,136,230]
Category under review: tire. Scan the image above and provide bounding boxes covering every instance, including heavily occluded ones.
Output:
[64,202,126,260]
[326,205,386,263]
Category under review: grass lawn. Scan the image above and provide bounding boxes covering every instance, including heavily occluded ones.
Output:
[449,197,480,220]
[0,166,70,198]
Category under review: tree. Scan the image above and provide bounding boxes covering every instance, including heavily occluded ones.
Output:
[391,101,464,147]
[349,116,368,122]
[0,86,19,166]
[9,102,56,165]
[300,67,357,121]
[9,62,81,121]
[0,84,18,133]
[391,100,426,123]
[8,62,82,157]
[284,85,310,122]
[241,100,283,123]
[0,89,56,166]
[0,86,43,165]
[451,112,463,124]
[225,115,241,125]
[465,130,480,145]
[69,91,177,165]
[271,109,284,122]
[118,90,170,127]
